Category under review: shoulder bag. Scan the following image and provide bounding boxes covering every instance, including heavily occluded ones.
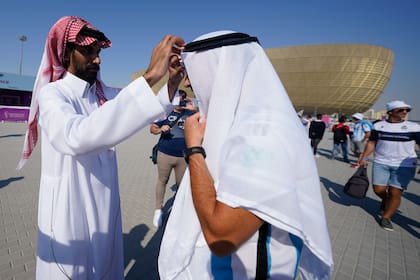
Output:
[344,166,369,199]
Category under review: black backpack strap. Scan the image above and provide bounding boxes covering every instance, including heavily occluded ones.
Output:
[255,222,269,280]
[184,32,259,53]
[168,110,186,128]
[356,166,367,177]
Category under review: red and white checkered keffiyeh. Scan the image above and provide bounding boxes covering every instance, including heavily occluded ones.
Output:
[17,16,111,170]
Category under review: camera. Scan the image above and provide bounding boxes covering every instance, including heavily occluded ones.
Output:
[178,90,187,107]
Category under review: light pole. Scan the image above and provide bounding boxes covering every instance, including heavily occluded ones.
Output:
[19,35,27,75]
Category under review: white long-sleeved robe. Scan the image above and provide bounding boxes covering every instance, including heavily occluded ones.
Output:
[159,31,333,280]
[36,73,172,279]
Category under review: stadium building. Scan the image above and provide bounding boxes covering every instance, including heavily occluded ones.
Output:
[132,43,394,116]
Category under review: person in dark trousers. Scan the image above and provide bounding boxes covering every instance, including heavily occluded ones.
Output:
[309,113,326,157]
[331,115,351,162]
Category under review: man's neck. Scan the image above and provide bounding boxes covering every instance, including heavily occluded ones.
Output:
[388,117,404,123]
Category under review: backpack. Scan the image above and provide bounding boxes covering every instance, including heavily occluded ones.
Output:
[333,126,347,143]
[150,143,158,164]
[344,166,369,199]
[309,121,326,139]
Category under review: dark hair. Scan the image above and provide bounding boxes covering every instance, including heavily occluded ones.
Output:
[339,115,346,123]
[64,42,77,69]
[178,89,187,99]
[316,114,322,119]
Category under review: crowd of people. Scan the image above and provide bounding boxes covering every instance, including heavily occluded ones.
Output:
[301,106,419,233]
[16,15,419,280]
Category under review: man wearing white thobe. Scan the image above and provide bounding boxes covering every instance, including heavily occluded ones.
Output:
[17,16,185,279]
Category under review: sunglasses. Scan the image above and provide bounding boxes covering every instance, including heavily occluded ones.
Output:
[395,108,411,113]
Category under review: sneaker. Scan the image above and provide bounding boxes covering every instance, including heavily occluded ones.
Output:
[315,154,320,158]
[380,218,394,231]
[350,163,360,168]
[153,209,162,228]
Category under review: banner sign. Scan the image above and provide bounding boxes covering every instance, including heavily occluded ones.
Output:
[0,106,29,122]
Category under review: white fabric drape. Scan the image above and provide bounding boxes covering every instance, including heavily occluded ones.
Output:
[159,31,333,279]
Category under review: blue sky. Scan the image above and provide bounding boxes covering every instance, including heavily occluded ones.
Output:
[1,0,419,119]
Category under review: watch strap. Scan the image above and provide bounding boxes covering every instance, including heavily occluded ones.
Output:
[183,146,206,164]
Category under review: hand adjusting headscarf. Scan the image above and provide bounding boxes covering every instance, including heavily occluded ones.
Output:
[159,30,333,280]
[17,16,111,170]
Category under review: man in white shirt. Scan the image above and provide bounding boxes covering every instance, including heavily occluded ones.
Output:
[359,100,420,231]
[17,16,184,279]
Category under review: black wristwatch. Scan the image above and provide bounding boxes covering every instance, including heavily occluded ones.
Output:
[183,146,206,164]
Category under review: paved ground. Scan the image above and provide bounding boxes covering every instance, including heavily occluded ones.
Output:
[0,122,419,280]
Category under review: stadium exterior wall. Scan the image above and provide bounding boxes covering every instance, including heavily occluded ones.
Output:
[132,43,394,115]
[265,44,394,115]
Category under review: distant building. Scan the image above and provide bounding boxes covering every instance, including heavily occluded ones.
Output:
[0,72,35,122]
[0,72,34,106]
[265,44,394,115]
[364,108,387,121]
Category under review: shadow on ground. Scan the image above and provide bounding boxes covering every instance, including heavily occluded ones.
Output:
[0,176,24,188]
[123,189,176,280]
[320,176,420,239]
[0,133,24,139]
[317,147,359,164]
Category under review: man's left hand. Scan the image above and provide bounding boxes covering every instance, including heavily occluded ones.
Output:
[184,112,206,147]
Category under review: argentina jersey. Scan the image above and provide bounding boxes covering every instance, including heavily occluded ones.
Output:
[209,224,301,280]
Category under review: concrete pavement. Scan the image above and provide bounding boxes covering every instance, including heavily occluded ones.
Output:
[0,122,419,279]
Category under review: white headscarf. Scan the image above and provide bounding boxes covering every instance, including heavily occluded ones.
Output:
[159,31,333,279]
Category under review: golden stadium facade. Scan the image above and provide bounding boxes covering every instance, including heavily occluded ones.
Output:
[266,44,394,115]
[132,44,394,115]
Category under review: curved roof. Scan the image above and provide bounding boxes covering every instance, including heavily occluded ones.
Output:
[132,44,394,115]
[265,44,394,114]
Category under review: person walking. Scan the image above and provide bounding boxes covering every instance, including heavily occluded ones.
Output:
[309,113,327,157]
[350,112,372,168]
[16,15,184,280]
[359,100,420,231]
[150,90,196,228]
[331,115,350,162]
[159,31,333,279]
